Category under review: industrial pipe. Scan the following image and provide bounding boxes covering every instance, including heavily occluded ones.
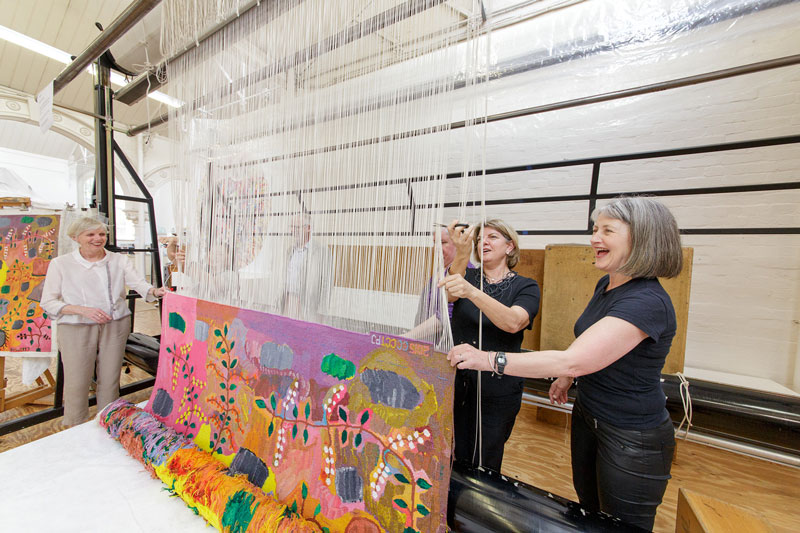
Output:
[52,0,162,95]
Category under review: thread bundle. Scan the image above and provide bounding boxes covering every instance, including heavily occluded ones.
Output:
[99,399,320,532]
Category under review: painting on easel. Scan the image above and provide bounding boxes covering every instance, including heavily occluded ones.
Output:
[0,214,58,353]
[145,293,455,533]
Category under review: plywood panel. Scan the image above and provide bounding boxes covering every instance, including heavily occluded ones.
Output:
[516,249,545,351]
[539,244,693,374]
[676,488,775,533]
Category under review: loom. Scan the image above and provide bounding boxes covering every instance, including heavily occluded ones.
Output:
[78,1,796,531]
[114,1,628,531]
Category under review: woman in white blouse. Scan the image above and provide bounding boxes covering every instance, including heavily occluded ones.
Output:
[41,217,166,426]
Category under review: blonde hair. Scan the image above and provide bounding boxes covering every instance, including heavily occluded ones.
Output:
[67,217,108,239]
[592,196,683,279]
[472,218,521,269]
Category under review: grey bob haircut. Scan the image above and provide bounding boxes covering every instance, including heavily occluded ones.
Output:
[592,196,683,279]
[67,217,108,239]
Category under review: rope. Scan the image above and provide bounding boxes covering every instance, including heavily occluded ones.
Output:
[674,372,693,440]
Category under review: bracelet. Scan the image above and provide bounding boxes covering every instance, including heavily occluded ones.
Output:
[486,351,495,373]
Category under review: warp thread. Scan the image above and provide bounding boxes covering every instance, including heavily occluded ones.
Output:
[99,399,320,532]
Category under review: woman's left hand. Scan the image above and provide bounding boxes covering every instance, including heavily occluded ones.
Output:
[448,343,492,371]
[151,287,167,298]
[438,274,477,300]
[548,376,572,405]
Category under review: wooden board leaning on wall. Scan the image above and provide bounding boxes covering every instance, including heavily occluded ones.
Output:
[536,245,693,375]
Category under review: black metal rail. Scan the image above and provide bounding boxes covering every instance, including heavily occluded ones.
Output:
[523,376,800,458]
[243,133,800,237]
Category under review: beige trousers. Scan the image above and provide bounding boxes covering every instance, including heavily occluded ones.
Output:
[57,315,131,426]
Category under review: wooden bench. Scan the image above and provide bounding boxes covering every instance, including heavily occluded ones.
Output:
[676,488,774,532]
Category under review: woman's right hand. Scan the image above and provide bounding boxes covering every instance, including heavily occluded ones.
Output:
[548,376,572,405]
[77,306,112,324]
[447,219,476,259]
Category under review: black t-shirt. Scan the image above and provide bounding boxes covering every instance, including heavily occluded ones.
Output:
[451,268,540,397]
[574,275,676,429]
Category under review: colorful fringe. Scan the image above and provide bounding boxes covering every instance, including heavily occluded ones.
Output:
[99,399,320,533]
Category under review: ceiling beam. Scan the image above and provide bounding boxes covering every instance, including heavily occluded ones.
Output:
[117,0,302,106]
[52,0,162,95]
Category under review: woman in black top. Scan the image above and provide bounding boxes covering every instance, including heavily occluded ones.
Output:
[441,219,540,471]
[445,197,683,531]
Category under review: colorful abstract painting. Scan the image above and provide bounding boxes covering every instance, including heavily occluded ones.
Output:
[145,293,455,533]
[0,214,58,352]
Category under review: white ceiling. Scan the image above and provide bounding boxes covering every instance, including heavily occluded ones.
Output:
[0,120,86,161]
[0,0,480,133]
[0,0,168,128]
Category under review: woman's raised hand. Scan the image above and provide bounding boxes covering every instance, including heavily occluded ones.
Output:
[438,273,477,300]
[447,219,476,259]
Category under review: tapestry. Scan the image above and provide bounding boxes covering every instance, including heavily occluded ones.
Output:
[100,399,320,532]
[145,293,455,533]
[0,214,58,352]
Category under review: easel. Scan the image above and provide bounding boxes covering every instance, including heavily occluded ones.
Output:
[0,197,58,414]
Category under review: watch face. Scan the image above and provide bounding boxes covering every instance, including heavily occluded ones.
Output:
[496,352,507,375]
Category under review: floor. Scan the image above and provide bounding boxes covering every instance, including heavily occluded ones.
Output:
[2,302,799,531]
[502,404,800,533]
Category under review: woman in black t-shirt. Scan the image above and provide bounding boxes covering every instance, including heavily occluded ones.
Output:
[444,197,683,531]
[440,219,540,471]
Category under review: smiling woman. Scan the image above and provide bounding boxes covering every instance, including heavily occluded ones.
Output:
[40,217,166,426]
[446,197,684,530]
[440,218,541,473]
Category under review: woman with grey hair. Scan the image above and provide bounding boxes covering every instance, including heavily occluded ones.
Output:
[445,197,682,531]
[41,217,166,426]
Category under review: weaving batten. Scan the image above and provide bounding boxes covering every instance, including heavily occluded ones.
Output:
[163,0,489,353]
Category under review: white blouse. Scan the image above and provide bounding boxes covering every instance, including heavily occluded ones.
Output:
[41,250,155,325]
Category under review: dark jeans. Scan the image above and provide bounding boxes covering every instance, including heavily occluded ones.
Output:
[453,370,523,471]
[571,400,675,531]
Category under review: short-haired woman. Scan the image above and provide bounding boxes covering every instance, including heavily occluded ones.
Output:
[41,217,166,426]
[440,219,540,471]
[446,197,682,530]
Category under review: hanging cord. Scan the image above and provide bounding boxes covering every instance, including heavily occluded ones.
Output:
[674,372,693,440]
[474,5,491,470]
[133,24,158,143]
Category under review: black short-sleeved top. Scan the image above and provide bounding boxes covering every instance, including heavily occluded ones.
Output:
[574,275,676,429]
[451,268,540,397]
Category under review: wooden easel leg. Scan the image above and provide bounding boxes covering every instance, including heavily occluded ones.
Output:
[0,363,58,412]
[0,356,6,412]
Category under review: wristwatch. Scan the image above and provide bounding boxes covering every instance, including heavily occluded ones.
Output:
[494,351,507,377]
